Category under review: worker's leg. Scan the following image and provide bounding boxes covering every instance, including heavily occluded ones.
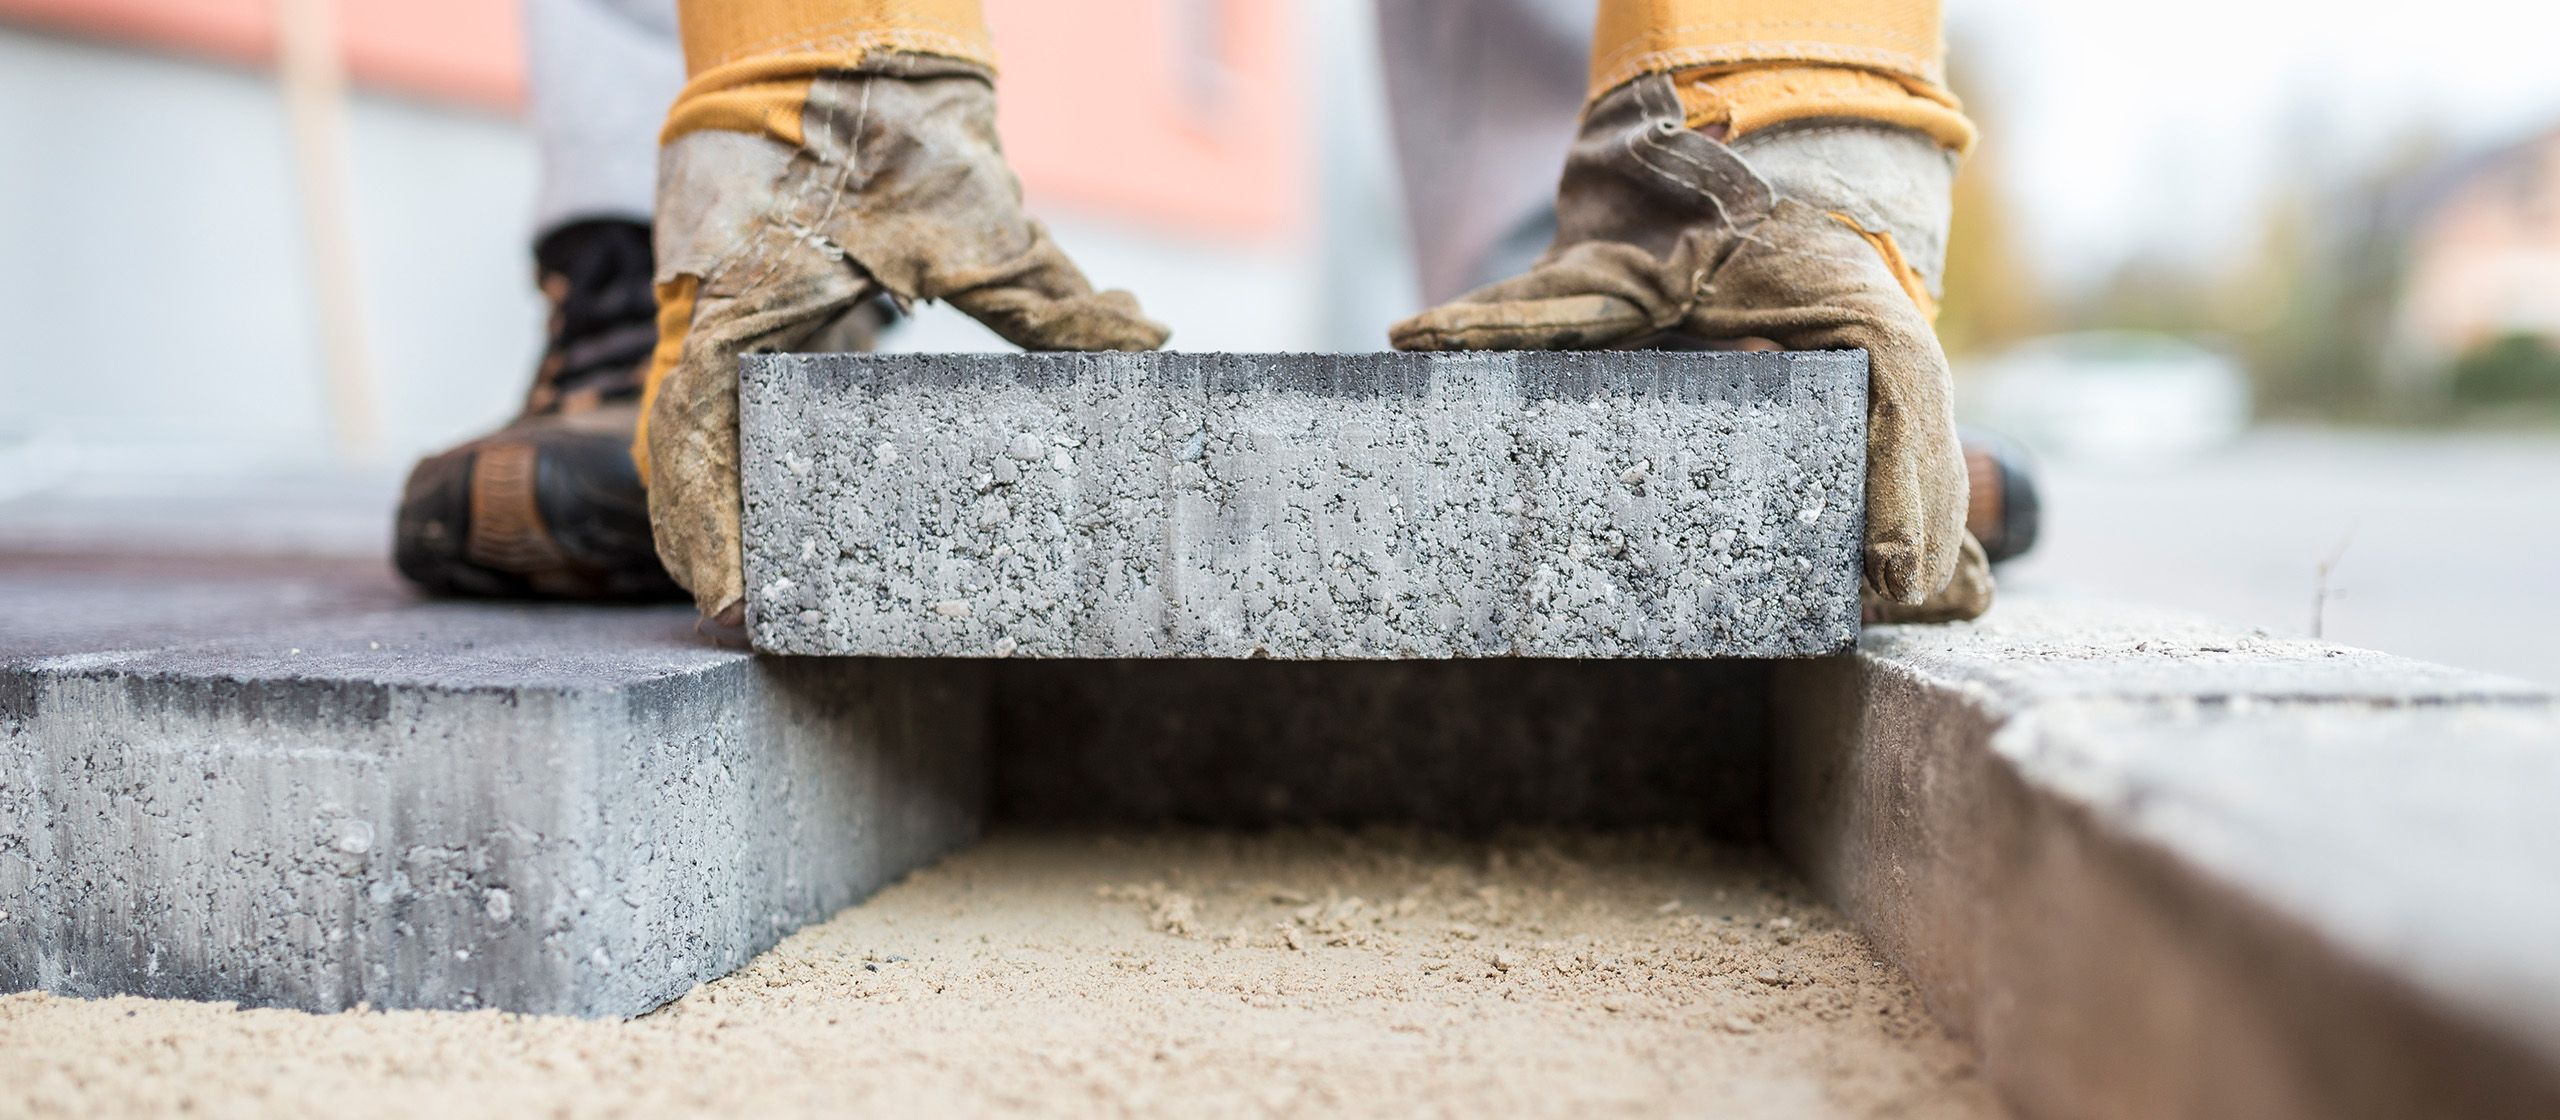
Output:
[525,0,684,234]
[1392,0,1995,619]
[638,0,1169,623]
[1372,0,1592,306]
[392,0,692,599]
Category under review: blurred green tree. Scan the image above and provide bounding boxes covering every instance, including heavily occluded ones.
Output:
[2062,116,2452,422]
[2450,333,2560,407]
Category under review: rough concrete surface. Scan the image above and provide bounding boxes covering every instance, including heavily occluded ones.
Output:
[740,350,1866,659]
[0,831,2000,1119]
[20,472,2560,1117]
[0,551,1784,1019]
[0,555,987,1017]
[1774,596,2560,1120]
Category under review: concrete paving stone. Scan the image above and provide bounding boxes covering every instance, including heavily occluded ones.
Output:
[0,551,1781,1017]
[0,556,987,1018]
[27,470,2560,1115]
[1774,596,2560,1120]
[740,350,1867,658]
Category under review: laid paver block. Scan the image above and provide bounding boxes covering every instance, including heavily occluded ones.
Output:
[0,559,987,1018]
[741,350,1867,658]
[1774,596,2560,1120]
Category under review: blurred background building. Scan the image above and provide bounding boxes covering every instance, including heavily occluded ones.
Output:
[2390,130,2560,403]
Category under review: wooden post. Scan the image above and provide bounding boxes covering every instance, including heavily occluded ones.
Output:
[276,0,385,464]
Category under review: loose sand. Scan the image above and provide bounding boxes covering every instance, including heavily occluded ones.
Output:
[0,830,1998,1118]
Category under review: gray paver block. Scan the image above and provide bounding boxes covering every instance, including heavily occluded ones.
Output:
[0,552,1780,1018]
[740,350,1866,658]
[0,558,987,1018]
[1774,596,2560,1119]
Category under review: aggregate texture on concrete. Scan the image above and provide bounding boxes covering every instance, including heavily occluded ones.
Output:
[0,550,1782,1020]
[740,350,1867,659]
[1774,595,2560,1120]
[0,555,988,1018]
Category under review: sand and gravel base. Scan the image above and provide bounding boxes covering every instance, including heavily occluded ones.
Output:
[0,830,1999,1118]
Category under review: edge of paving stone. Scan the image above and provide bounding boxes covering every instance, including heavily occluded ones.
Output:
[742,348,1862,402]
[0,614,760,714]
[0,605,993,1017]
[1778,594,2560,1115]
[1855,600,2558,983]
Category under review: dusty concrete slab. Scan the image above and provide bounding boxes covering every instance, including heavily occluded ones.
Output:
[740,350,1866,659]
[1774,597,2560,1120]
[20,474,2560,1114]
[0,550,1780,1017]
[0,556,987,1018]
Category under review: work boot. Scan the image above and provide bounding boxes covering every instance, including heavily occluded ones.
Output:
[1860,434,2038,624]
[394,220,679,600]
[1963,430,2040,565]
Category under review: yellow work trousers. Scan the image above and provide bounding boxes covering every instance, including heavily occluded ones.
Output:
[661,0,1965,149]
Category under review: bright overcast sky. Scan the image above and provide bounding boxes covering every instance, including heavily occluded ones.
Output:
[1945,0,2560,290]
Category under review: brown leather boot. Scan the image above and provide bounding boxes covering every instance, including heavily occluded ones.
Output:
[394,221,678,600]
[1962,429,2040,565]
[1862,433,2040,625]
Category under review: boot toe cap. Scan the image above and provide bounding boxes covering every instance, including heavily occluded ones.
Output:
[393,424,679,601]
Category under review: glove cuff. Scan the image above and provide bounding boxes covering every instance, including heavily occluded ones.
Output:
[1673,63,1973,155]
[659,49,994,147]
[1724,119,1958,311]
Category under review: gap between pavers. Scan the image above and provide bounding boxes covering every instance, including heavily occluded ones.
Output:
[0,557,1776,1017]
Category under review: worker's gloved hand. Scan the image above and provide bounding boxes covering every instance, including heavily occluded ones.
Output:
[1391,73,1974,613]
[1866,533,1990,624]
[640,54,1168,625]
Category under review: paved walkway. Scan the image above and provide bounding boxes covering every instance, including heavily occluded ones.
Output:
[2003,425,2560,685]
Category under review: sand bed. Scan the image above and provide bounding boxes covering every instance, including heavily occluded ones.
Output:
[0,830,1997,1118]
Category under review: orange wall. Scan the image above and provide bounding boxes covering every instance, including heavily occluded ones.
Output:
[0,0,1303,241]
[988,0,1303,240]
[0,0,524,109]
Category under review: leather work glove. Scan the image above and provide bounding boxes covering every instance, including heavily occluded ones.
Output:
[638,52,1168,625]
[1391,71,1988,620]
